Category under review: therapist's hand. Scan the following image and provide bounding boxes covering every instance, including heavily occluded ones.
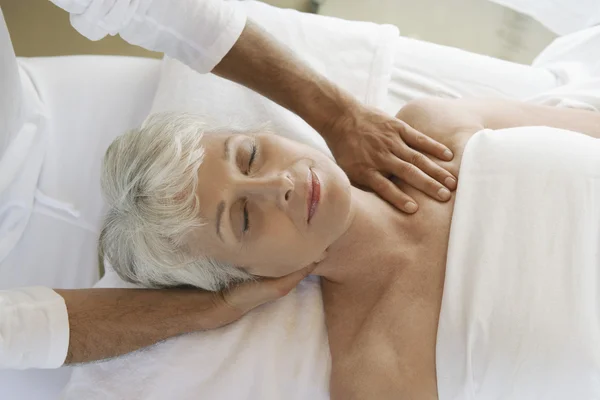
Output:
[209,264,317,328]
[325,105,457,213]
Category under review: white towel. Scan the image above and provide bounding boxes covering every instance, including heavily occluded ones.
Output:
[488,0,600,35]
[527,25,600,111]
[437,127,600,399]
[61,3,398,399]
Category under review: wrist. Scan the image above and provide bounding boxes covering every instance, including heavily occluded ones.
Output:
[298,80,361,143]
[186,291,242,331]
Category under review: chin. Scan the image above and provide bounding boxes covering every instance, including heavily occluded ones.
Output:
[327,169,353,219]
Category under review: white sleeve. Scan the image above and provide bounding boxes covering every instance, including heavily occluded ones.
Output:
[50,0,247,73]
[0,287,69,369]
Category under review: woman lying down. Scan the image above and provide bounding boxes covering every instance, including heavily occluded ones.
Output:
[100,97,600,399]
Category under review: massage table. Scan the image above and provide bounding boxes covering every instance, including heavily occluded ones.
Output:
[1,1,597,398]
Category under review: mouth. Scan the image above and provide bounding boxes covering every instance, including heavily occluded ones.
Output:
[307,168,321,224]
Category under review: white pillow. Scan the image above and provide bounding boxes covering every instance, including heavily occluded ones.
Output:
[149,1,398,156]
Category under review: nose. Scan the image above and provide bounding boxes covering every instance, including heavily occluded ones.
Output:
[237,171,294,206]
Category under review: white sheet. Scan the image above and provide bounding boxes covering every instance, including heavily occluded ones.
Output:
[61,5,600,400]
[437,126,600,399]
[384,35,556,115]
[488,0,600,35]
[527,25,600,111]
[47,6,600,400]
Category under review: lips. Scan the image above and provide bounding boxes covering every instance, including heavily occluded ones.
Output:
[307,168,321,223]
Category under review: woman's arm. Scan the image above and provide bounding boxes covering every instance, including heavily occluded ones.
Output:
[458,98,600,139]
[398,97,600,142]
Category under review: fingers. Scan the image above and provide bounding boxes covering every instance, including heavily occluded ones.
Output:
[266,263,318,298]
[399,121,454,162]
[366,173,419,213]
[221,264,316,315]
[389,149,457,201]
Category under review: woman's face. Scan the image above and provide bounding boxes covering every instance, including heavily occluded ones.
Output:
[187,132,353,277]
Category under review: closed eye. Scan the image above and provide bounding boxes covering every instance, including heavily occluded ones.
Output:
[243,200,250,233]
[247,142,257,174]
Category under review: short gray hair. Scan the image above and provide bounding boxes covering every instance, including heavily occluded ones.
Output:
[99,112,253,291]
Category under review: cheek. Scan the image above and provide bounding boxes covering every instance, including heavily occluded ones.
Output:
[246,224,319,274]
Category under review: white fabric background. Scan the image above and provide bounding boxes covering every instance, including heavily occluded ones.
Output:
[61,12,592,400]
[2,2,598,399]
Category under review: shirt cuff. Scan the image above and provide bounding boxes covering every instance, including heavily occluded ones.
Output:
[0,287,69,369]
[198,1,247,72]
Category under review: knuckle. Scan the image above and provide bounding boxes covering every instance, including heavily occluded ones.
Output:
[207,292,240,328]
[414,133,427,147]
[267,278,286,292]
[410,152,426,167]
[401,162,419,179]
[276,286,292,298]
[428,178,442,192]
[436,168,451,182]
[381,135,397,149]
[395,123,408,138]
[352,167,371,183]
[268,280,292,299]
[371,178,390,194]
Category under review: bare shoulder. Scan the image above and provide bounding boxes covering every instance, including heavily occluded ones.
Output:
[395,97,484,147]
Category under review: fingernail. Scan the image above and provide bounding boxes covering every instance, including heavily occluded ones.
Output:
[445,177,457,190]
[438,188,451,201]
[444,150,453,160]
[404,202,418,213]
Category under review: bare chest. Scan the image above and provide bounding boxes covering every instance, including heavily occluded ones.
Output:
[323,185,459,399]
[323,124,477,399]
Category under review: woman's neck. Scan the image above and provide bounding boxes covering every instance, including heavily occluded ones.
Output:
[313,187,413,284]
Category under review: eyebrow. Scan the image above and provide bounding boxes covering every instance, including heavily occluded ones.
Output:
[215,137,235,242]
[215,201,225,242]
